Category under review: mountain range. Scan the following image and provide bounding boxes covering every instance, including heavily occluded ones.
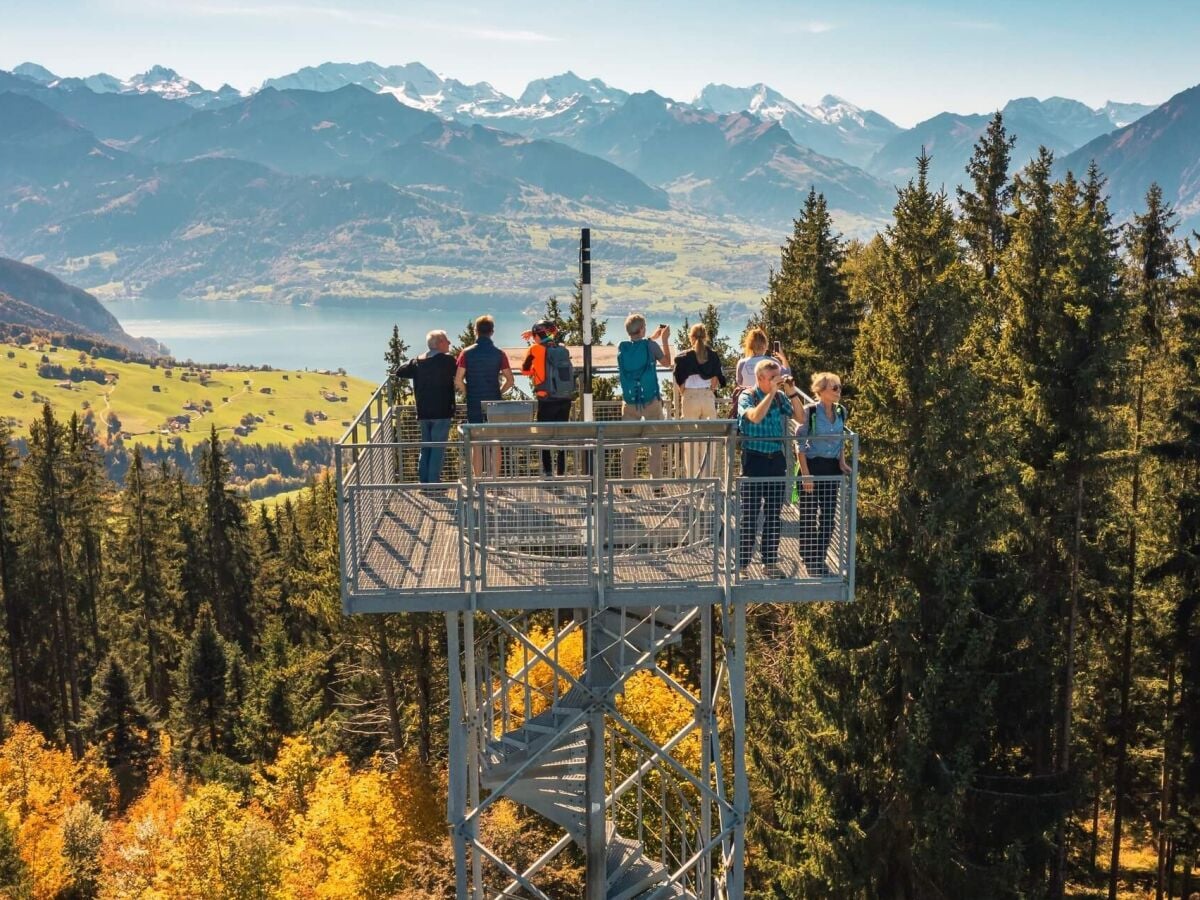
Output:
[0,58,1195,311]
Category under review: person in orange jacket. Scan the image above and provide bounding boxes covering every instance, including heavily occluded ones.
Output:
[521,320,574,476]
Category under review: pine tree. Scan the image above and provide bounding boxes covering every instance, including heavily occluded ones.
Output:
[1107,182,1179,897]
[750,154,1018,897]
[456,319,476,352]
[107,446,182,712]
[177,609,229,754]
[1145,236,1200,891]
[15,405,85,755]
[86,655,157,802]
[199,427,256,648]
[958,111,1016,281]
[384,325,412,403]
[0,419,28,724]
[760,188,856,386]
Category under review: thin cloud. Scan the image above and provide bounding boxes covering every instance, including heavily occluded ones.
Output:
[124,1,558,41]
[785,20,836,34]
[463,27,559,43]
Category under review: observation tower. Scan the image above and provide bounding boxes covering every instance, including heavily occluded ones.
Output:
[336,235,858,899]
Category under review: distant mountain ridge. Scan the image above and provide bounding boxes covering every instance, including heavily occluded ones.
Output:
[694,83,900,167]
[1060,83,1200,232]
[0,257,156,353]
[867,95,1162,191]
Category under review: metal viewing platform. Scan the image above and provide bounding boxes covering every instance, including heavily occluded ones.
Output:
[337,385,857,615]
[336,379,858,900]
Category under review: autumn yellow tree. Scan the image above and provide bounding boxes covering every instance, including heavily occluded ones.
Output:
[0,723,114,899]
[279,753,444,899]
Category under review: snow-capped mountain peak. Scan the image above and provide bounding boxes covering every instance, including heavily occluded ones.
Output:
[124,65,207,100]
[516,71,628,108]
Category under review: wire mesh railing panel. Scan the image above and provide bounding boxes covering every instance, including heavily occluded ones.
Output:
[472,481,595,592]
[605,480,721,588]
[731,475,850,583]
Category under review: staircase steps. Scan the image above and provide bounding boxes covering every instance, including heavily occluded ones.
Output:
[481,605,700,899]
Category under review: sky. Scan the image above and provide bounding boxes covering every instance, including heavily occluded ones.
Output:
[1,0,1197,126]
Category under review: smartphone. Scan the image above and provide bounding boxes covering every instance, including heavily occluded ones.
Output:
[659,324,668,330]
[772,341,781,354]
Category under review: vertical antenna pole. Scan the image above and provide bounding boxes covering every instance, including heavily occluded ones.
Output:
[580,227,594,423]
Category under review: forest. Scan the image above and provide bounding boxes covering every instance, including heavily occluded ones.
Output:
[0,111,1197,898]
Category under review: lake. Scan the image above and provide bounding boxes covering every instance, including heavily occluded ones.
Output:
[101,296,557,382]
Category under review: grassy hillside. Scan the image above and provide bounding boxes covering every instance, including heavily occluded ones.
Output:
[0,340,374,448]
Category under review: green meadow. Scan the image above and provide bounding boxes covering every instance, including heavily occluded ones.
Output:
[0,342,376,448]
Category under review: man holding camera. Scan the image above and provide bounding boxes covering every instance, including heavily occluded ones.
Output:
[616,314,672,482]
[737,358,804,577]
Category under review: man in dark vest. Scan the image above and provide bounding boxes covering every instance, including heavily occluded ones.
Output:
[391,329,456,484]
[455,314,514,475]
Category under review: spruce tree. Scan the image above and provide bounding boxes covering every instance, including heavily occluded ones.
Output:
[0,419,27,724]
[108,446,182,711]
[86,655,157,802]
[760,188,856,385]
[384,324,412,403]
[750,154,1017,897]
[177,608,229,754]
[199,427,256,648]
[957,111,1015,281]
[1107,182,1179,897]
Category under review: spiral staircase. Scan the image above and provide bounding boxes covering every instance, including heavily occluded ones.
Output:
[478,604,699,899]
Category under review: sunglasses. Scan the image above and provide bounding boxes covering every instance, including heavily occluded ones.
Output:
[825,384,842,392]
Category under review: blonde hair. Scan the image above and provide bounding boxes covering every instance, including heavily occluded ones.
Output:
[811,371,841,394]
[475,315,495,337]
[689,323,709,364]
[742,327,767,357]
[625,314,646,337]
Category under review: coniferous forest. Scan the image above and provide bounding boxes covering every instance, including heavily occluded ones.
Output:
[0,114,1198,898]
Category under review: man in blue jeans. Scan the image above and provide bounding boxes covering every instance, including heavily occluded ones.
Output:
[391,330,457,483]
[737,358,804,578]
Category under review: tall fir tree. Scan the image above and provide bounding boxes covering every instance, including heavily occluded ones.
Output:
[750,154,1018,897]
[384,324,412,403]
[176,608,229,754]
[1107,182,1179,897]
[957,111,1016,281]
[1144,235,1200,892]
[760,188,857,385]
[199,427,256,649]
[0,419,27,724]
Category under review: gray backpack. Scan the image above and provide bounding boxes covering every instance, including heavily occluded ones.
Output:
[538,343,576,399]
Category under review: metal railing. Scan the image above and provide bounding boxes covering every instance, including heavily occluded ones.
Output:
[338,401,857,612]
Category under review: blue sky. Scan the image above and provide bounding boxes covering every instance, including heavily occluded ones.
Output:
[2,0,1197,125]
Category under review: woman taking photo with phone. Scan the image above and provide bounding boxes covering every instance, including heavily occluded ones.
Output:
[673,322,726,477]
[736,327,790,388]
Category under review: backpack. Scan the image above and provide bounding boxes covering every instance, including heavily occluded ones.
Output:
[617,339,659,405]
[537,343,576,399]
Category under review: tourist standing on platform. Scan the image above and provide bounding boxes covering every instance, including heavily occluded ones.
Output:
[737,358,803,577]
[391,329,457,484]
[521,320,576,476]
[673,323,725,478]
[735,327,790,388]
[617,314,672,483]
[796,371,852,576]
[455,315,515,476]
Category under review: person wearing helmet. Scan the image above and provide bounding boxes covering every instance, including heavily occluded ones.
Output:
[521,320,576,476]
